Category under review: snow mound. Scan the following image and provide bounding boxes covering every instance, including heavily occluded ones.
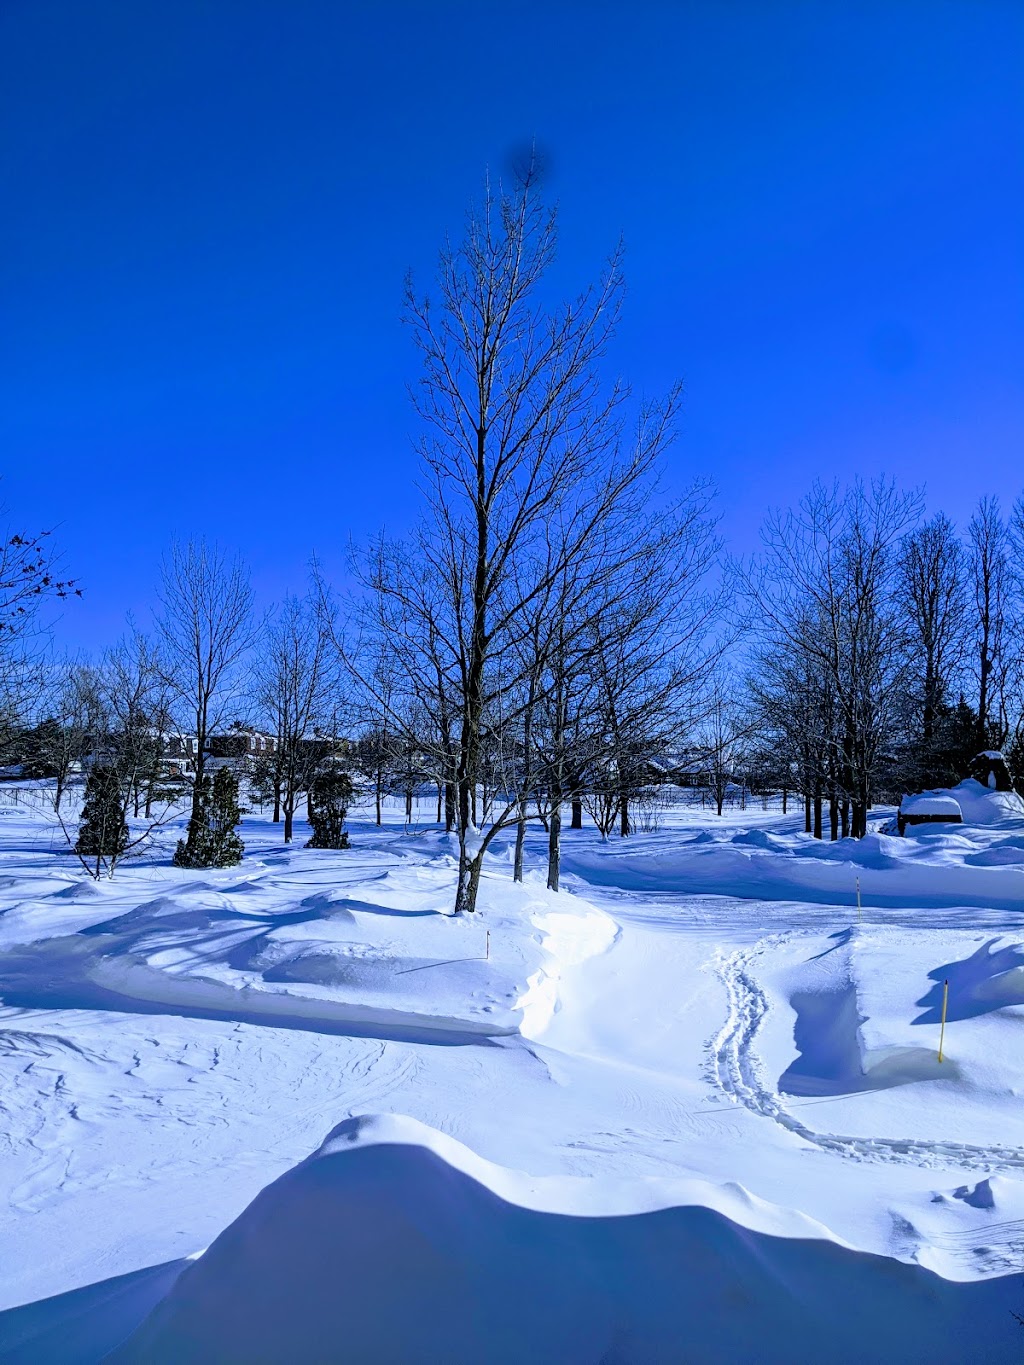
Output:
[113,1115,1022,1364]
[950,779,1024,826]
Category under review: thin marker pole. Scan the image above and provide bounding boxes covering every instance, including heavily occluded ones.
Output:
[856,877,862,923]
[938,979,949,1062]
[485,928,490,961]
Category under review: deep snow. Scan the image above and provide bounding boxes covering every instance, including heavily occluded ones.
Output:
[1,782,1023,1361]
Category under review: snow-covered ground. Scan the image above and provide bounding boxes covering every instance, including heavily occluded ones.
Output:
[1,781,1024,1361]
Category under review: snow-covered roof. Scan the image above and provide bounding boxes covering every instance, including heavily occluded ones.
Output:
[979,750,1005,761]
[899,794,963,818]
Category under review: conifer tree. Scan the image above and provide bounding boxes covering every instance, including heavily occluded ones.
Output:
[173,767,244,867]
[75,764,129,864]
[208,766,245,866]
[174,775,212,867]
[306,766,353,849]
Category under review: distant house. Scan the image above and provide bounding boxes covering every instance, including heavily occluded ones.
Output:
[164,733,200,776]
[208,728,278,766]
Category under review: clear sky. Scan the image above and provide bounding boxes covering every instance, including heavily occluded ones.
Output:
[3,1,1022,650]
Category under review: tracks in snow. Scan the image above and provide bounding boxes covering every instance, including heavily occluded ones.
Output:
[708,936,1024,1173]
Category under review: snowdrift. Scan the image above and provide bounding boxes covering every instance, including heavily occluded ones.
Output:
[564,781,1024,910]
[112,1115,1022,1365]
[947,778,1024,826]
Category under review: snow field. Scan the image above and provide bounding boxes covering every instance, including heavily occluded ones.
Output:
[1,783,1024,1358]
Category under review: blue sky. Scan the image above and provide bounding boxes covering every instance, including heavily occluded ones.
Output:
[2,1,1022,649]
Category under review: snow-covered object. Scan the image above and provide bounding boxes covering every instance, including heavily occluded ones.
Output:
[113,1114,1021,1365]
[896,781,1024,835]
[897,793,963,836]
[900,794,963,819]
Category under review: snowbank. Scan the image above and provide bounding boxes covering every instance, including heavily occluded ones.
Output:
[949,779,1024,826]
[517,902,618,1038]
[113,1115,1022,1364]
[563,790,1024,909]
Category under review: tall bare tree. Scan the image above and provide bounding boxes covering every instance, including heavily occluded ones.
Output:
[900,514,968,746]
[156,540,255,857]
[749,480,920,837]
[102,629,177,818]
[355,171,690,913]
[969,497,1013,749]
[255,595,336,842]
[36,660,105,813]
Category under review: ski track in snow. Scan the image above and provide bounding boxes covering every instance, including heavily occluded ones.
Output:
[708,935,1024,1173]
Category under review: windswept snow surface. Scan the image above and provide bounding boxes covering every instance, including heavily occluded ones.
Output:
[1,784,1024,1360]
[109,1114,1021,1365]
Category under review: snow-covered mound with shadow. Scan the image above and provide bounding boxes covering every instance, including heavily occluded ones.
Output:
[947,779,1024,826]
[111,1114,1022,1365]
[564,780,1024,911]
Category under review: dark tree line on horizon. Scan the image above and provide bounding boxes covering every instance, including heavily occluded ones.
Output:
[2,173,1023,906]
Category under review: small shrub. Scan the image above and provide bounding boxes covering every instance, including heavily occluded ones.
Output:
[306,766,354,849]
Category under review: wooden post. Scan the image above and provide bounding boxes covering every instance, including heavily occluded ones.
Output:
[938,978,949,1062]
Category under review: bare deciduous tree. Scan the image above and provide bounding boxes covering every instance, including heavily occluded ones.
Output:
[354,170,690,913]
[969,497,1013,750]
[900,513,968,746]
[156,540,256,858]
[749,480,920,837]
[255,595,336,842]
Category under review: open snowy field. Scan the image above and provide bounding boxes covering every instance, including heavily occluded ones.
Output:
[2,781,1024,1361]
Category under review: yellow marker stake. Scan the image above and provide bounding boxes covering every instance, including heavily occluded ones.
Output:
[938,978,949,1062]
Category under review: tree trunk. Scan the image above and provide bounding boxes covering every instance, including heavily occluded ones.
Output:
[570,795,583,830]
[375,769,383,826]
[782,786,788,815]
[454,839,472,914]
[273,781,281,824]
[978,646,991,750]
[513,813,527,883]
[284,805,294,843]
[454,842,484,914]
[619,794,630,837]
[189,772,205,831]
[547,802,561,891]
[923,650,936,743]
[436,783,442,824]
[804,790,811,833]
[813,781,823,840]
[829,791,839,842]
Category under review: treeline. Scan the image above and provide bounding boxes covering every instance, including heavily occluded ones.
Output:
[3,171,1022,908]
[735,484,1024,839]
